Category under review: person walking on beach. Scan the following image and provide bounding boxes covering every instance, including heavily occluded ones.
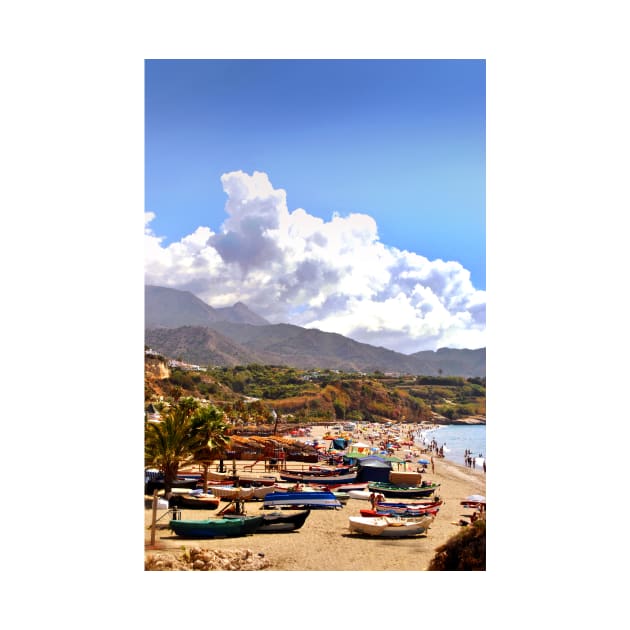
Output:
[483,460,486,473]
[431,456,435,474]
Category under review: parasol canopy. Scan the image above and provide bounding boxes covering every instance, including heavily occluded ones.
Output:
[417,458,430,465]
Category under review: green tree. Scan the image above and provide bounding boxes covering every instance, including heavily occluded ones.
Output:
[190,405,231,493]
[144,397,200,495]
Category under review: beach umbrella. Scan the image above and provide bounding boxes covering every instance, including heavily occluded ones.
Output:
[417,458,430,465]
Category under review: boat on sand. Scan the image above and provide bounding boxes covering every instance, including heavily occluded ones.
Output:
[208,485,280,500]
[367,481,440,498]
[256,510,311,533]
[262,491,342,509]
[348,515,432,537]
[168,492,221,510]
[168,515,263,538]
[279,471,357,485]
[360,505,440,518]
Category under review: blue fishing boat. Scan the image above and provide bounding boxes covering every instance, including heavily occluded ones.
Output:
[262,491,342,509]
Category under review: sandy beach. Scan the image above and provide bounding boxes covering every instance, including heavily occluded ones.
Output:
[144,424,485,571]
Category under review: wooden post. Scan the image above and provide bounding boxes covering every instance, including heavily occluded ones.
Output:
[150,489,158,546]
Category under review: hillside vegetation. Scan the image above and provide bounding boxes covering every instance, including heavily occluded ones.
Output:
[145,354,485,425]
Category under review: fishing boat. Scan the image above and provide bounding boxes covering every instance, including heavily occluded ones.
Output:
[348,515,432,537]
[144,475,200,495]
[360,505,440,518]
[262,491,342,509]
[220,514,267,534]
[238,474,278,486]
[256,509,311,533]
[325,482,369,492]
[376,499,443,511]
[208,485,281,500]
[168,515,263,538]
[205,471,278,486]
[168,492,221,510]
[348,490,372,501]
[278,470,358,485]
[367,481,440,498]
[282,465,353,476]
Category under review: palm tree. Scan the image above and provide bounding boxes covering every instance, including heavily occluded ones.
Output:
[144,397,200,495]
[190,405,231,493]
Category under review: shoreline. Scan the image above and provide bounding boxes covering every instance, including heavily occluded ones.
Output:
[145,423,485,570]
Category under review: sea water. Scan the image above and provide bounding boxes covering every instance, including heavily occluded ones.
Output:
[415,424,486,468]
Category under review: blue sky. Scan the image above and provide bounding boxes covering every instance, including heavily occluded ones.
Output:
[144,59,486,352]
[146,59,485,288]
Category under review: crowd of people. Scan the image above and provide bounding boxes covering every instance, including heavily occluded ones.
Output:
[464,448,486,473]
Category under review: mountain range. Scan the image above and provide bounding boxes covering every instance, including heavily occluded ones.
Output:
[145,285,485,377]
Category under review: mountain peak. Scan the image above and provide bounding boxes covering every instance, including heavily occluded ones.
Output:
[145,285,269,328]
[215,302,269,326]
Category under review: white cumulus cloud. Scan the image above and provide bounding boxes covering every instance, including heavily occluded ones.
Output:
[144,170,485,352]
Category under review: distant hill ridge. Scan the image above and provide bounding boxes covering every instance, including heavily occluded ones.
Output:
[145,285,485,377]
[145,285,269,328]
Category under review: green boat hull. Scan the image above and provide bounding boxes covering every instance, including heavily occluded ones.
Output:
[169,516,263,538]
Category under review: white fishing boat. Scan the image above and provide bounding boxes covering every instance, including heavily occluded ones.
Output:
[348,515,432,537]
[348,490,372,501]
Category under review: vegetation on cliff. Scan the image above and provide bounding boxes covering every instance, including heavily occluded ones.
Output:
[145,354,485,426]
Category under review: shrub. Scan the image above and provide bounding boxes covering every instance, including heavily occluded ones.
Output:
[427,519,485,571]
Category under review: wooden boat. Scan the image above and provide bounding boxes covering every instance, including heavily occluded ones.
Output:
[283,465,353,476]
[367,481,440,498]
[205,471,278,486]
[325,482,369,492]
[348,515,432,537]
[168,515,263,538]
[256,509,311,533]
[262,491,342,509]
[209,485,284,500]
[360,505,439,518]
[348,490,372,501]
[220,514,267,534]
[209,485,255,500]
[377,499,443,511]
[279,471,357,485]
[168,492,221,510]
[238,474,278,486]
[144,476,200,495]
